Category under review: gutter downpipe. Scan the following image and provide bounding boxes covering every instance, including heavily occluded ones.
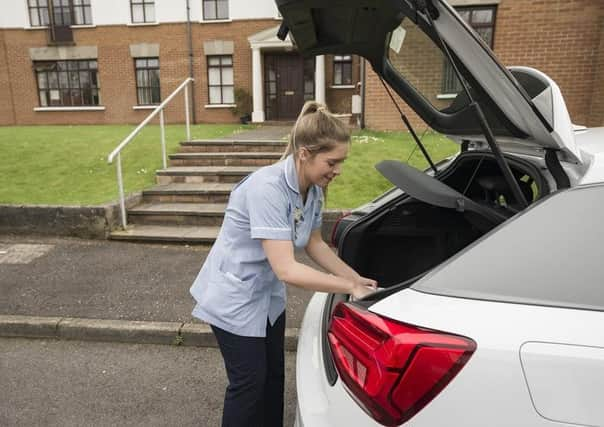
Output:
[186,0,197,124]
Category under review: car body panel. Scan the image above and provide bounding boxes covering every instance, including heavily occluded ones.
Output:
[520,342,604,426]
[296,289,604,426]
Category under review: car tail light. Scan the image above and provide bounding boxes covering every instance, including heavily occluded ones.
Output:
[328,302,476,426]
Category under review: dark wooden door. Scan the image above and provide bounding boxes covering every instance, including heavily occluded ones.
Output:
[264,54,306,120]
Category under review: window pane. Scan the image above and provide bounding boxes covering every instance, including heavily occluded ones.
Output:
[74,7,84,24]
[72,89,82,106]
[30,10,40,26]
[150,70,160,87]
[209,86,222,104]
[217,0,228,19]
[476,28,493,46]
[222,86,234,104]
[89,60,97,69]
[458,10,471,22]
[49,89,60,103]
[343,63,352,84]
[38,73,47,89]
[208,57,220,66]
[135,59,145,68]
[334,66,342,85]
[472,9,493,24]
[148,58,159,68]
[39,91,48,106]
[208,68,221,85]
[132,5,144,22]
[138,88,147,105]
[203,2,216,20]
[39,0,48,5]
[58,71,68,88]
[82,89,92,105]
[151,86,161,103]
[221,67,233,85]
[269,82,277,94]
[40,8,49,25]
[144,4,155,22]
[48,72,58,88]
[84,8,92,24]
[79,71,90,88]
[221,56,232,66]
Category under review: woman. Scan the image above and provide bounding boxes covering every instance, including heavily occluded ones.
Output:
[190,101,378,427]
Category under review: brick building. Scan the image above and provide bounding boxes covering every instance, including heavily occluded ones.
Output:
[0,0,603,130]
[0,0,360,127]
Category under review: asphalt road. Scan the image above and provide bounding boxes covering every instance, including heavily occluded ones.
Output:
[0,235,316,329]
[0,337,297,427]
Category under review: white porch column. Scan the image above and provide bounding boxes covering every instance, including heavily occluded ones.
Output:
[251,47,265,122]
[315,55,326,104]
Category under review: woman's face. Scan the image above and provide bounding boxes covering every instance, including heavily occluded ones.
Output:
[300,142,349,188]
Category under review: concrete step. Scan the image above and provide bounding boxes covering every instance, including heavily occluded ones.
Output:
[127,203,226,226]
[156,166,258,184]
[169,152,282,167]
[180,140,287,153]
[109,224,220,244]
[143,183,235,203]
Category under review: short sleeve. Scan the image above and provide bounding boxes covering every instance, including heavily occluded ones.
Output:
[312,186,324,230]
[247,180,292,240]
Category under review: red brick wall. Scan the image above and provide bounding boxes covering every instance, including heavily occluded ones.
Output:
[365,0,604,130]
[1,19,279,126]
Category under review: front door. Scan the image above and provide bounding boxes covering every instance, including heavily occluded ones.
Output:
[264,54,315,120]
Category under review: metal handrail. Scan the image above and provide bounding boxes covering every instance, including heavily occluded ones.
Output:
[107,77,194,229]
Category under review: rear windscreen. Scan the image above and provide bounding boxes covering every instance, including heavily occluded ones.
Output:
[413,184,604,311]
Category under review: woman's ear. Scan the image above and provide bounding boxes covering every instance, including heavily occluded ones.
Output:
[298,146,309,162]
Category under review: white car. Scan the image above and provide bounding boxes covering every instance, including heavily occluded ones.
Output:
[275,0,604,426]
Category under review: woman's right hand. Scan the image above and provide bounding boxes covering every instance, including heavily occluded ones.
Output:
[350,276,378,300]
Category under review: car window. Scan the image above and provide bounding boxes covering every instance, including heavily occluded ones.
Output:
[413,184,604,311]
[387,17,471,114]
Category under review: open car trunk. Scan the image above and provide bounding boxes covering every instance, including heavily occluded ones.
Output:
[338,152,549,288]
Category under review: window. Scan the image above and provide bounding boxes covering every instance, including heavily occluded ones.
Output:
[131,0,155,23]
[442,6,496,94]
[28,0,92,27]
[28,0,50,27]
[203,0,229,20]
[333,55,352,86]
[34,60,100,107]
[135,58,161,105]
[207,55,234,104]
[72,0,92,25]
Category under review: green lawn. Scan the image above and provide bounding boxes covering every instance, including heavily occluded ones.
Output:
[0,125,459,208]
[0,124,254,205]
[326,129,459,208]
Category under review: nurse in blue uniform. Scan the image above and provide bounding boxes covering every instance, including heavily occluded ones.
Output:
[190,101,377,427]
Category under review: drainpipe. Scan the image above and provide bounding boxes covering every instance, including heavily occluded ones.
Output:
[360,58,366,129]
[186,0,197,123]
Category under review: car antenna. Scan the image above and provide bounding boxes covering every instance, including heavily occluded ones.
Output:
[417,0,529,208]
[378,77,438,174]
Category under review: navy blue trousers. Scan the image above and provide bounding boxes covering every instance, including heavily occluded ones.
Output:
[211,311,286,427]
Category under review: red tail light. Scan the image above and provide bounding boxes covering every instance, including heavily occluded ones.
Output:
[328,302,476,426]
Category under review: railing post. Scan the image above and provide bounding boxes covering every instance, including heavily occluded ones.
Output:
[160,108,167,169]
[116,153,127,229]
[185,83,191,141]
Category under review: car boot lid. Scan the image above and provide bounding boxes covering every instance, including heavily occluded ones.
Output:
[275,0,583,164]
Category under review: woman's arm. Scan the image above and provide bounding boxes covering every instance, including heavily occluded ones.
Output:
[304,229,362,282]
[261,238,376,299]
